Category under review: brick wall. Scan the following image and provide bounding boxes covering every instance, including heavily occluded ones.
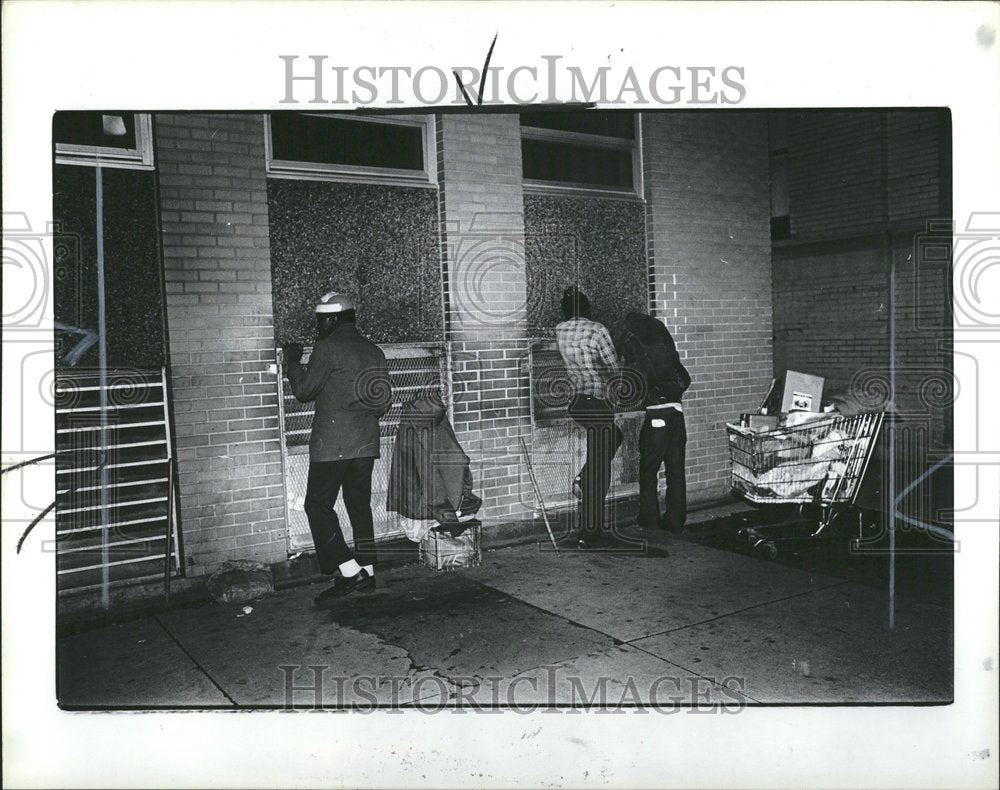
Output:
[642,112,774,502]
[436,114,534,522]
[77,108,954,607]
[772,110,952,453]
[772,242,887,392]
[786,112,887,238]
[155,113,286,575]
[887,111,950,225]
[785,110,950,236]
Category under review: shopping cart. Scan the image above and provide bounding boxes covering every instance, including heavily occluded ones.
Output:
[725,412,884,558]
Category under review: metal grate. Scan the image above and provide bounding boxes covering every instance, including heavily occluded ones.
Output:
[276,343,447,553]
[54,367,181,592]
[527,339,643,512]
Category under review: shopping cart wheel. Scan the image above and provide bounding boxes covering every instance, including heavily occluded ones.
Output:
[749,537,778,560]
[828,508,857,536]
[736,528,759,553]
[799,502,822,524]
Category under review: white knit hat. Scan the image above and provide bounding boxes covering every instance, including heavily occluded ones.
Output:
[315,291,356,314]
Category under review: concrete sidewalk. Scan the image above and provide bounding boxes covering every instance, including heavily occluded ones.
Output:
[57,508,953,709]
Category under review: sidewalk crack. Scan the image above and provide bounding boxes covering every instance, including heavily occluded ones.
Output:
[153,615,239,707]
[624,580,851,643]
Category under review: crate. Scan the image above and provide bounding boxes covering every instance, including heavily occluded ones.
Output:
[419,524,482,571]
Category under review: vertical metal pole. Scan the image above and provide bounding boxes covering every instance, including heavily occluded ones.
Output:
[888,249,896,629]
[442,344,455,422]
[164,459,174,606]
[96,162,110,610]
[275,349,293,553]
[879,117,896,630]
[161,367,175,603]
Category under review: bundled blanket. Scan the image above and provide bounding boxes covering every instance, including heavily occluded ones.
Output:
[387,392,482,540]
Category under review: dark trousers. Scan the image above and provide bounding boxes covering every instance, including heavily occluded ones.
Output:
[569,395,624,538]
[638,409,687,531]
[304,457,376,574]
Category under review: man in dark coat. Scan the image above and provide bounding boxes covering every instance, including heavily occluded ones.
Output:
[612,311,691,533]
[283,292,392,603]
[386,391,481,533]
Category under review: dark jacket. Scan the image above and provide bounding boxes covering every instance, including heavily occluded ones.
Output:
[386,393,482,525]
[286,323,392,461]
[612,313,691,408]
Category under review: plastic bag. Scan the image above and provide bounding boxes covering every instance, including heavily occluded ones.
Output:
[400,517,434,543]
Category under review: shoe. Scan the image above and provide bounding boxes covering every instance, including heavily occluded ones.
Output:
[661,522,685,534]
[572,475,583,500]
[313,569,374,605]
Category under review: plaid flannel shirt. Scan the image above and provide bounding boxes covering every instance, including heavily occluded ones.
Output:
[555,318,621,400]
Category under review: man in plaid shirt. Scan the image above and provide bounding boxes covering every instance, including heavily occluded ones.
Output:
[555,286,625,548]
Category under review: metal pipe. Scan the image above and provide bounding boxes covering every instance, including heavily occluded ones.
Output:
[518,436,559,553]
[164,458,174,605]
[162,366,175,603]
[878,116,896,631]
[888,248,896,629]
[274,349,293,554]
[96,162,111,610]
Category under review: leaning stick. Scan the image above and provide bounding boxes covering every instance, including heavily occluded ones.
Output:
[518,436,560,553]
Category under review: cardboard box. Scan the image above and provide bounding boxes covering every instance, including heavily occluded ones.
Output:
[419,524,482,571]
[742,414,779,432]
[780,370,824,413]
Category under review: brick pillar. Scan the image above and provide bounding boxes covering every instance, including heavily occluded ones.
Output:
[436,114,533,523]
[642,113,773,501]
[155,113,286,574]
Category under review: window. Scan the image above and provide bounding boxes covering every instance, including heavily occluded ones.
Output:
[266,113,436,186]
[520,111,641,197]
[53,112,154,169]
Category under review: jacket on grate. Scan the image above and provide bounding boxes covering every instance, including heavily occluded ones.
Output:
[386,392,482,525]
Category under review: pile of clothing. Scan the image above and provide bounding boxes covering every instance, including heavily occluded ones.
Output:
[386,392,482,543]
